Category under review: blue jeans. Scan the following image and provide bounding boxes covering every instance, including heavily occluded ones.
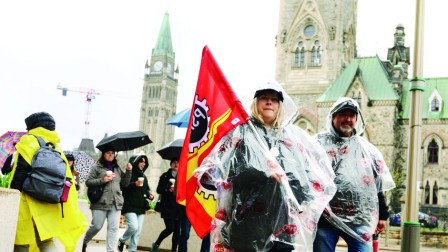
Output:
[119,212,145,252]
[313,225,372,252]
[83,205,121,252]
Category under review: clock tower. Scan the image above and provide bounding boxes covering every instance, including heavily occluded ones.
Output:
[275,0,357,134]
[139,12,178,177]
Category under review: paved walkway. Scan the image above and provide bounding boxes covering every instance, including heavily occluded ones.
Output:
[334,238,448,252]
[84,227,448,252]
[85,239,448,252]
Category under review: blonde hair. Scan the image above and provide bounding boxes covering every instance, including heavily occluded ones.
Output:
[250,97,284,127]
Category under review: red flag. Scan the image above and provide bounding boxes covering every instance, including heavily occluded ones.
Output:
[177,46,249,238]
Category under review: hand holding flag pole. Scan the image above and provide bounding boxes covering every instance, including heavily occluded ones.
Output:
[178,45,304,239]
[177,45,250,238]
[247,120,304,214]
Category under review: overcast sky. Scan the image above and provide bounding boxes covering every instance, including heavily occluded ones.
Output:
[0,0,446,151]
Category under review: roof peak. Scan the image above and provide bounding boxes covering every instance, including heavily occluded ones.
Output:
[152,12,174,58]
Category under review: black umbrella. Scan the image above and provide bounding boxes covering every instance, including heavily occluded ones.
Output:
[96,131,152,152]
[156,138,184,160]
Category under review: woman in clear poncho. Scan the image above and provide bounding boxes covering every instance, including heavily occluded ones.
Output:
[195,81,336,252]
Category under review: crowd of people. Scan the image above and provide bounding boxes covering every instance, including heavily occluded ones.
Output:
[3,80,395,252]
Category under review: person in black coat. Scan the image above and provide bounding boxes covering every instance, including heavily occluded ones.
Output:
[65,153,80,191]
[118,154,154,252]
[1,153,14,174]
[151,159,180,252]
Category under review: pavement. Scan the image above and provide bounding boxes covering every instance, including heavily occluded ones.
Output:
[334,238,448,252]
[86,239,156,252]
[84,226,448,252]
[85,236,448,252]
[86,242,448,252]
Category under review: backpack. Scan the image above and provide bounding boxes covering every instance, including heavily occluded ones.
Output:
[22,135,69,205]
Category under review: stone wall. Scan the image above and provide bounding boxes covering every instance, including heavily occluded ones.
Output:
[382,227,448,248]
[69,202,204,251]
[138,211,203,251]
[0,188,20,252]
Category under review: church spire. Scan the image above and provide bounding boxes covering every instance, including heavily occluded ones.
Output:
[152,12,173,59]
[139,10,177,157]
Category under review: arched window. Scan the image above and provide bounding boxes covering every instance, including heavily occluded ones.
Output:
[433,182,438,205]
[294,48,299,66]
[431,97,440,112]
[425,181,430,204]
[427,139,439,163]
[352,92,362,109]
[311,47,316,66]
[317,47,321,64]
[311,41,321,66]
[300,48,305,67]
[294,41,305,67]
[296,118,316,136]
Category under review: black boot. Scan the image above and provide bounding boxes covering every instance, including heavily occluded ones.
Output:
[82,243,87,252]
[118,240,125,252]
[151,242,159,252]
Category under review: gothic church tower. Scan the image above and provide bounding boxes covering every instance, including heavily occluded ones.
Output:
[139,12,178,177]
[275,0,357,134]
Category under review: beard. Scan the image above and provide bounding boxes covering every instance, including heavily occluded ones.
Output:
[336,125,354,136]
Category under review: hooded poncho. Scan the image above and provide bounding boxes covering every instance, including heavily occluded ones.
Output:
[195,82,337,251]
[315,97,395,243]
[9,127,88,251]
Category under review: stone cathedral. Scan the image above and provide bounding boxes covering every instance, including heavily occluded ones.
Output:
[275,0,447,217]
[141,1,447,217]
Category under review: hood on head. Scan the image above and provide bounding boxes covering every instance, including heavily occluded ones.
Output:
[326,97,365,136]
[332,99,359,114]
[129,154,149,172]
[254,80,284,102]
[25,112,56,131]
[65,153,74,161]
[252,80,299,127]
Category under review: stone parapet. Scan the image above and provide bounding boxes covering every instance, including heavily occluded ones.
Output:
[0,188,20,252]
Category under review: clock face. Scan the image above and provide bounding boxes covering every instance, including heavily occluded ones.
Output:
[153,61,163,72]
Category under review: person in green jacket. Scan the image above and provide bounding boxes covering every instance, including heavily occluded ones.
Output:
[118,154,154,252]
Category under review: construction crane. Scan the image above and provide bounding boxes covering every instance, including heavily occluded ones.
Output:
[57,83,100,140]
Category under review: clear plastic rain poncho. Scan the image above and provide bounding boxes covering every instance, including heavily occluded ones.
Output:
[315,97,396,243]
[194,81,337,252]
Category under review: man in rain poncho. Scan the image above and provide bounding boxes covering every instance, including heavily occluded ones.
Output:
[195,81,336,252]
[313,97,395,252]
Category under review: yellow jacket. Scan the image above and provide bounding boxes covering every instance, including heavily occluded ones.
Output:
[9,127,88,251]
